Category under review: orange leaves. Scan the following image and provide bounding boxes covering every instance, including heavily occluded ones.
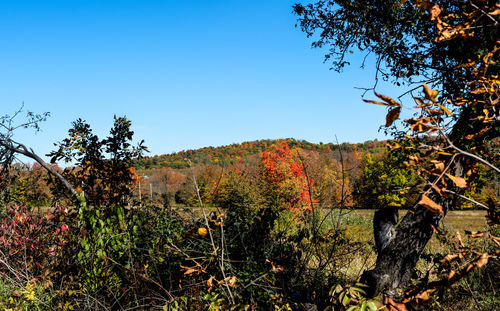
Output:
[128,167,140,185]
[428,2,476,43]
[418,195,444,215]
[363,99,392,106]
[206,275,238,293]
[217,275,237,288]
[206,275,215,292]
[435,24,475,43]
[405,229,500,305]
[474,253,490,269]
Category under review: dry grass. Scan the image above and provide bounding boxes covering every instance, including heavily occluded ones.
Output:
[350,209,488,232]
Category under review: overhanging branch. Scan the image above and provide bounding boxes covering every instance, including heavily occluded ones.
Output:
[0,138,84,204]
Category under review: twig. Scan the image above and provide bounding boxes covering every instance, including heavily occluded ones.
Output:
[189,162,235,304]
[469,1,498,25]
[443,189,491,210]
[243,273,269,289]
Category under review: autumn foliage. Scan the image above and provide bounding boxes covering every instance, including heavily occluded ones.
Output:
[260,141,313,214]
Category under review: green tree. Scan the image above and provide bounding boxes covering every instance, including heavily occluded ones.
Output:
[48,116,148,208]
[355,147,420,210]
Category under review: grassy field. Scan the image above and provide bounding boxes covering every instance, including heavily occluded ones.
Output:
[350,209,488,232]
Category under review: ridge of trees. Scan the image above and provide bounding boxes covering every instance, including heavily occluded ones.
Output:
[134,138,387,169]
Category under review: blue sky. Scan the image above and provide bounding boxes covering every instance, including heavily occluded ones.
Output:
[1,0,398,161]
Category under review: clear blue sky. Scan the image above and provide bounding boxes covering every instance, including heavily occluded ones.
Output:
[1,0,397,162]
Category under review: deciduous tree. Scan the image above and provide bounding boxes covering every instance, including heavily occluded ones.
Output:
[295,0,499,299]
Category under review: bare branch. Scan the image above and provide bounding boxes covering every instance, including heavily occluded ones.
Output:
[0,138,83,204]
[444,189,491,210]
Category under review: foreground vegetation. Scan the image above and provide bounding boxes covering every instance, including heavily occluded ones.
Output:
[0,117,497,310]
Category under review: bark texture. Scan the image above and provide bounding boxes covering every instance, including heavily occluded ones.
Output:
[361,205,442,297]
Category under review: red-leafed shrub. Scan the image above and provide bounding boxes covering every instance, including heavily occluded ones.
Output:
[0,204,72,278]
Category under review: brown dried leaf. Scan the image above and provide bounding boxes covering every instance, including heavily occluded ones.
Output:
[442,253,460,263]
[416,288,436,301]
[429,4,442,20]
[418,195,444,215]
[385,297,408,311]
[456,231,465,248]
[363,99,392,106]
[433,161,445,172]
[475,253,489,268]
[432,184,446,197]
[423,83,439,101]
[374,91,401,107]
[207,275,215,291]
[183,268,198,275]
[445,173,467,188]
[465,231,484,239]
[386,107,401,127]
[447,270,456,280]
[228,276,237,288]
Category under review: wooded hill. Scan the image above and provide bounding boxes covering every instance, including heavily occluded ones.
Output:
[133,138,387,169]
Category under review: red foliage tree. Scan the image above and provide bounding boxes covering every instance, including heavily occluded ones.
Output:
[259,141,313,215]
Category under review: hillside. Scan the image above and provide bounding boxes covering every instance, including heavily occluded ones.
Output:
[133,138,387,169]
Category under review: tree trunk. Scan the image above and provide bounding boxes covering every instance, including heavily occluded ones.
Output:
[360,205,443,297]
[361,160,463,298]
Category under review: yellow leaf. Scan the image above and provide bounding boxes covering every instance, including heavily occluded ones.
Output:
[437,104,453,116]
[418,195,444,215]
[197,227,208,237]
[445,173,467,188]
